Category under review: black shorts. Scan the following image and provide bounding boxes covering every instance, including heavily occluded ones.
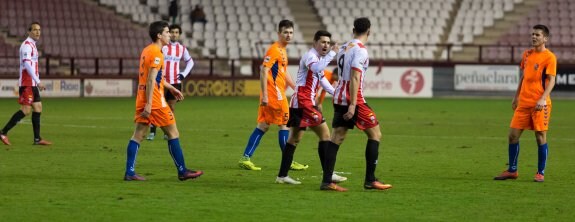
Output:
[18,86,41,105]
[332,103,379,130]
[287,106,325,130]
[164,83,182,101]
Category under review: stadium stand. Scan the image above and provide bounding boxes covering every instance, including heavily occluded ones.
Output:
[1,0,573,76]
[314,0,453,60]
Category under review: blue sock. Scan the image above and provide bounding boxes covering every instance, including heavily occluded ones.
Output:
[278,130,288,152]
[125,140,140,176]
[538,143,548,175]
[242,128,265,157]
[508,143,520,172]
[168,138,187,175]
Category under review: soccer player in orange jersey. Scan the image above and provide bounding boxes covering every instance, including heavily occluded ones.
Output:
[494,24,557,182]
[0,22,51,146]
[238,20,309,171]
[124,21,202,181]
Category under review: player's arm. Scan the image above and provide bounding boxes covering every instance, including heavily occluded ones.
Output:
[309,43,339,73]
[260,65,270,106]
[285,69,295,90]
[344,69,360,120]
[164,81,184,101]
[143,67,159,117]
[179,48,194,80]
[511,74,523,110]
[21,45,43,89]
[535,57,557,111]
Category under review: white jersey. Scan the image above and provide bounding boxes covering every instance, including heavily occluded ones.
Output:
[19,37,40,87]
[334,39,369,105]
[162,42,193,84]
[290,48,336,108]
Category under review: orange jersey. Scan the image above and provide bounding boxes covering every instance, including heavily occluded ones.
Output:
[518,49,557,107]
[136,43,167,110]
[261,41,288,108]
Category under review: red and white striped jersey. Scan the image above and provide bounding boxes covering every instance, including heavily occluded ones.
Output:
[162,42,193,84]
[19,37,40,87]
[334,39,369,105]
[290,48,336,108]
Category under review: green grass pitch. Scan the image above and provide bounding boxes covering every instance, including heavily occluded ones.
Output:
[0,97,574,221]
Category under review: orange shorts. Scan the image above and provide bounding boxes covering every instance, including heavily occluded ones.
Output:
[257,101,289,125]
[134,106,176,127]
[510,104,551,131]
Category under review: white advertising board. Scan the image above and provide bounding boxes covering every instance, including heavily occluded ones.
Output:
[0,79,81,97]
[454,65,519,91]
[84,79,133,97]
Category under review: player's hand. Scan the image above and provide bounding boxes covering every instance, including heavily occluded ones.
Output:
[343,104,355,120]
[177,74,185,80]
[511,97,518,110]
[171,88,184,101]
[331,42,339,53]
[141,103,152,118]
[260,96,268,106]
[535,98,546,111]
[37,82,46,91]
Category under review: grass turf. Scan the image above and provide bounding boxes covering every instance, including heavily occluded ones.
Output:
[0,97,574,221]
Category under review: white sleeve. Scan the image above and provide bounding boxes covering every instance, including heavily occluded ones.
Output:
[351,49,368,73]
[180,47,194,77]
[318,74,335,95]
[21,45,40,84]
[309,51,336,74]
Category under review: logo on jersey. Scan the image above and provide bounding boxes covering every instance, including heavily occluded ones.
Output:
[534,63,539,71]
[264,56,271,63]
[154,57,161,65]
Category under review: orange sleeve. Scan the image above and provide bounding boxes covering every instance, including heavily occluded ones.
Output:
[546,53,557,76]
[520,50,528,71]
[262,45,279,69]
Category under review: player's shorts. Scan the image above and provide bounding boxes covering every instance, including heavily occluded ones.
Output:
[164,83,182,101]
[134,105,176,127]
[18,86,41,105]
[257,101,289,126]
[287,106,325,129]
[332,103,379,130]
[510,104,551,131]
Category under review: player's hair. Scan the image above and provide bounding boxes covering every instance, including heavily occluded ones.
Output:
[28,22,40,31]
[149,21,169,42]
[278,20,294,32]
[353,17,371,35]
[533,24,550,37]
[169,24,182,33]
[313,30,331,42]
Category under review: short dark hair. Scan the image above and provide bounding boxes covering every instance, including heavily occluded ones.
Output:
[278,20,294,32]
[313,30,331,41]
[533,24,550,37]
[149,21,169,42]
[169,24,182,33]
[353,17,371,35]
[28,22,40,31]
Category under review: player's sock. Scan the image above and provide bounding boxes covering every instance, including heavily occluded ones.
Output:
[125,140,140,176]
[1,110,26,134]
[32,112,41,141]
[168,138,187,174]
[278,143,296,177]
[318,141,330,171]
[242,128,265,157]
[278,129,289,151]
[365,139,379,183]
[508,143,520,172]
[323,142,339,183]
[537,143,548,175]
[150,125,157,134]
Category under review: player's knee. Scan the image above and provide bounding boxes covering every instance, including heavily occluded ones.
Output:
[508,134,519,144]
[257,124,270,132]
